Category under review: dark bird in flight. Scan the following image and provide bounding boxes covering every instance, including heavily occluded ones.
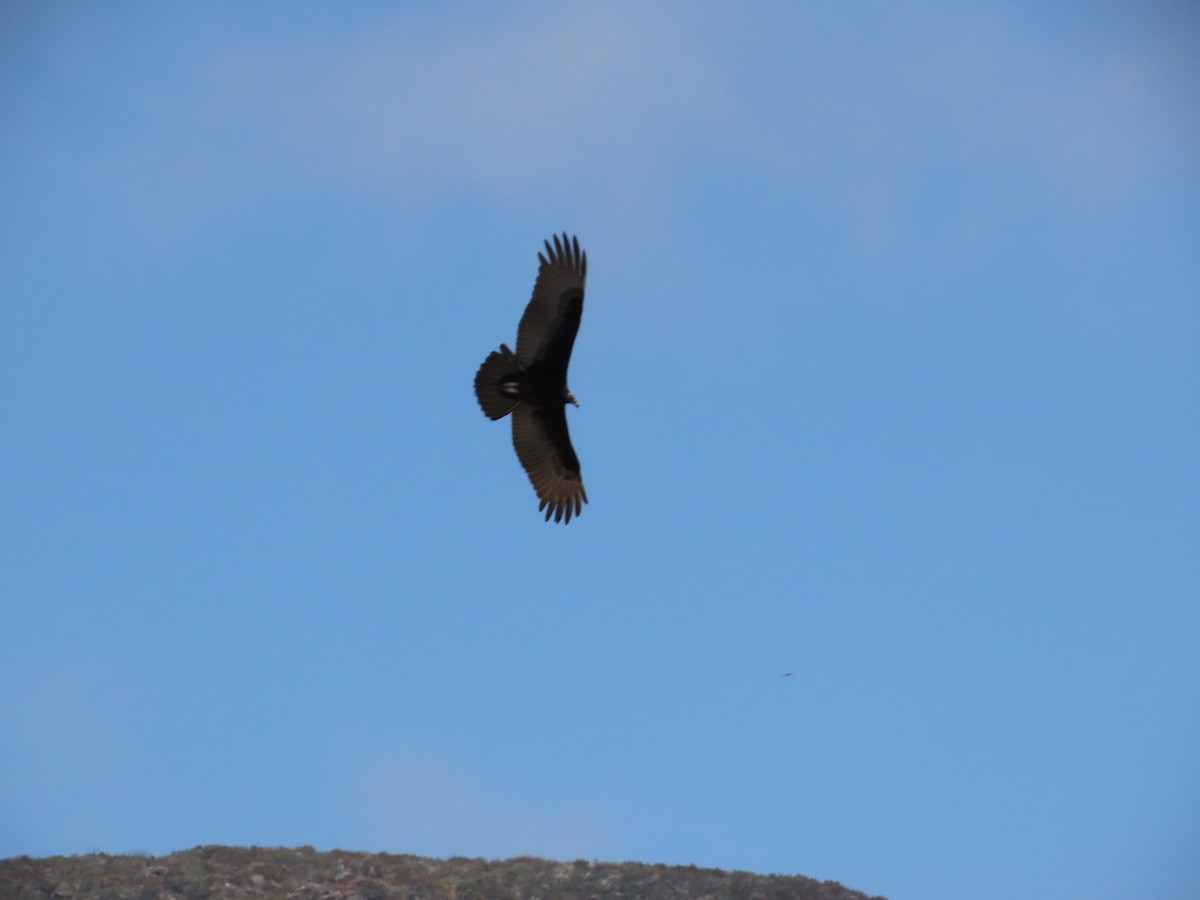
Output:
[474,233,588,523]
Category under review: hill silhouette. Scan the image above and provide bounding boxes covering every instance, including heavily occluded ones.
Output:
[0,845,884,899]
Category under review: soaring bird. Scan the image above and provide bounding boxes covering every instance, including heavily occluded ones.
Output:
[474,233,588,523]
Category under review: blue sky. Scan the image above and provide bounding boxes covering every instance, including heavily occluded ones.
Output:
[2,3,1198,898]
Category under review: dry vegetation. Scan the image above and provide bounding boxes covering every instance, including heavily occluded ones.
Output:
[0,845,884,900]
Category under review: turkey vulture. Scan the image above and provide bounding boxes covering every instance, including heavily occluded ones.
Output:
[474,233,588,523]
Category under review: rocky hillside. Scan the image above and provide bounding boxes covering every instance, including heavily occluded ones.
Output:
[0,845,884,900]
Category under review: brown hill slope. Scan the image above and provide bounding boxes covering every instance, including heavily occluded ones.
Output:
[0,845,885,900]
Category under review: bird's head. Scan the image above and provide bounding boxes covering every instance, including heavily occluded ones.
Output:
[564,389,579,407]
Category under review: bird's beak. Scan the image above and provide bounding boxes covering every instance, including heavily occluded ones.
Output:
[566,391,579,407]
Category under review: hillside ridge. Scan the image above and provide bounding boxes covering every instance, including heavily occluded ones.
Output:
[0,844,885,899]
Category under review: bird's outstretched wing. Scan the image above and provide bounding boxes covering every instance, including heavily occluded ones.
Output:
[514,233,586,369]
[511,404,588,523]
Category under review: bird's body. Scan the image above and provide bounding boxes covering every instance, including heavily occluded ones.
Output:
[474,234,588,523]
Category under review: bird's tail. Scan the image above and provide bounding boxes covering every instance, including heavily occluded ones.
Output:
[474,343,521,420]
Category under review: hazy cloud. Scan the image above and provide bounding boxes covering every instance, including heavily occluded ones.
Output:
[0,655,153,853]
[335,736,625,860]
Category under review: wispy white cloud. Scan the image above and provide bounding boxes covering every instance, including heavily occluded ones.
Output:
[695,4,1200,343]
[5,3,1196,343]
[44,3,741,249]
[305,6,740,196]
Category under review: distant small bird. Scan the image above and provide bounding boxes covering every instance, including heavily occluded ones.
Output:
[780,672,792,678]
[475,234,588,523]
